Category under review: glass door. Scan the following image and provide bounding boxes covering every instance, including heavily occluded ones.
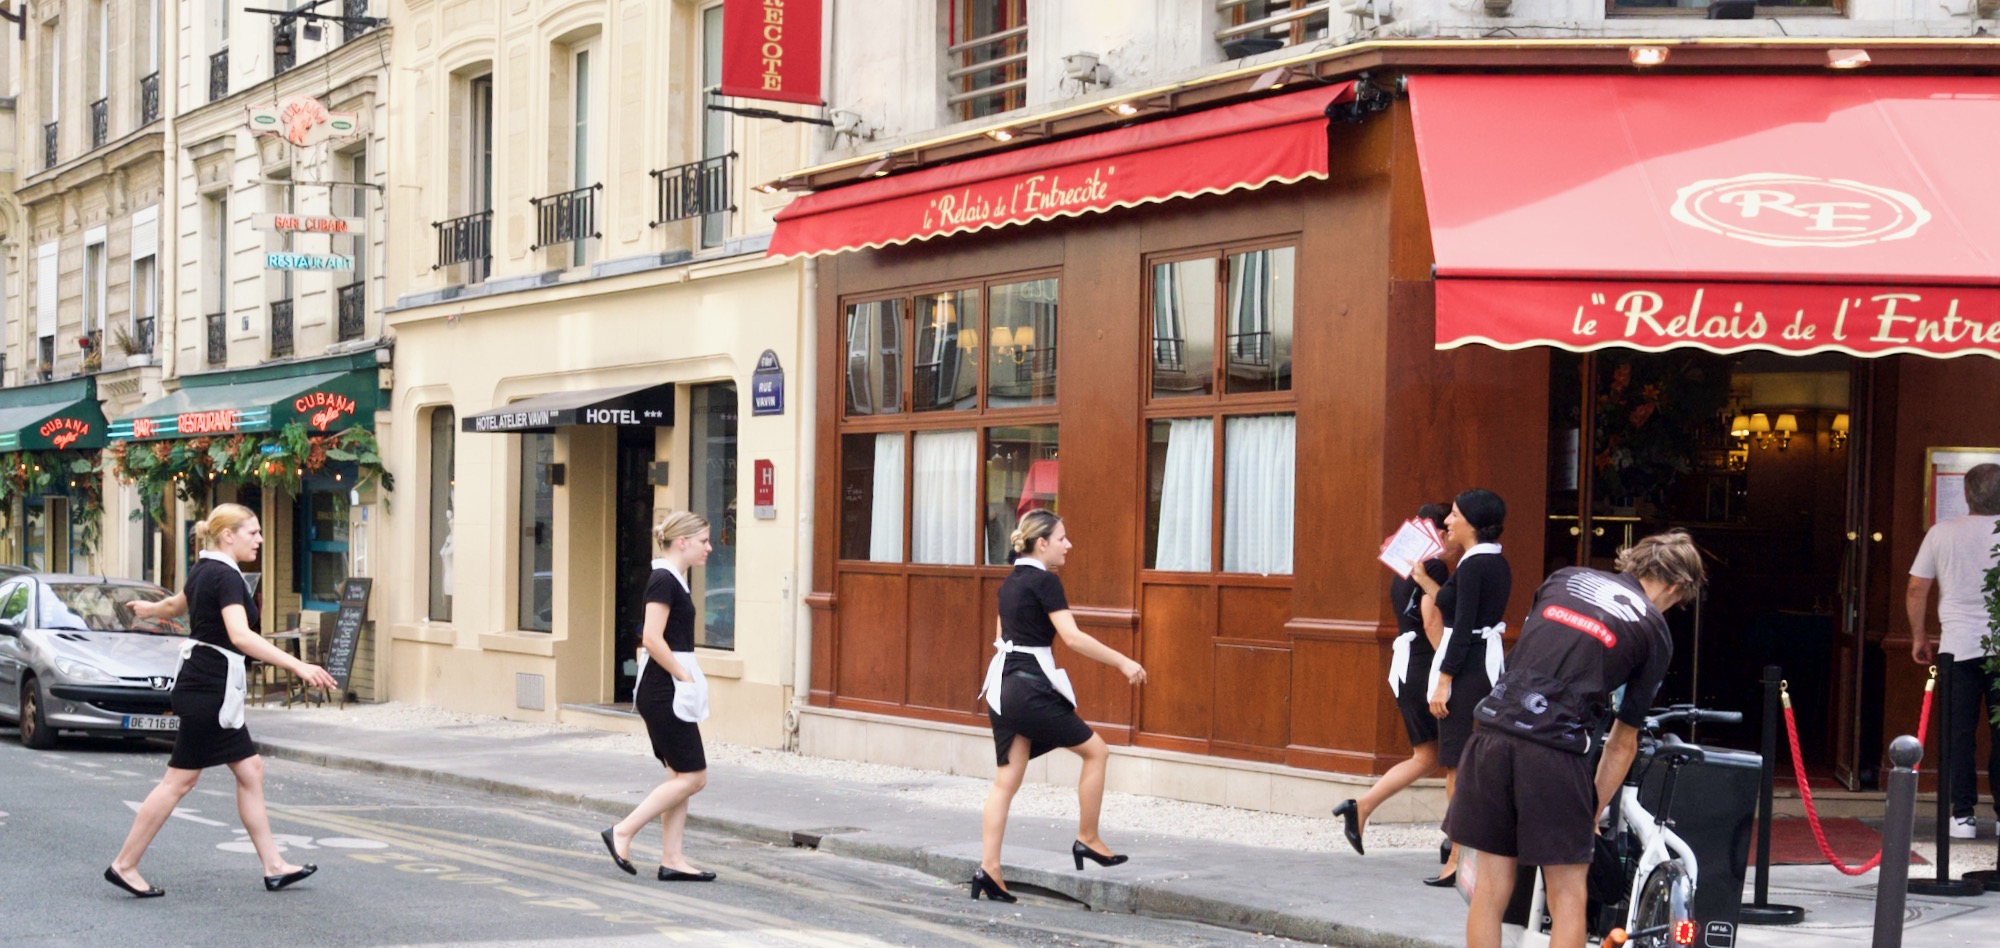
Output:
[298,476,351,611]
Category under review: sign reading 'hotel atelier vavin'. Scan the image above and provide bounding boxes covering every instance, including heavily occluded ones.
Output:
[719,0,821,106]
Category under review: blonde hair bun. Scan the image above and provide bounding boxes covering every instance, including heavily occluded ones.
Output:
[653,510,710,550]
[194,503,258,549]
[1009,509,1063,557]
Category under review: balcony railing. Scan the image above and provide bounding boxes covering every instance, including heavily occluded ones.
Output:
[1227,331,1272,368]
[343,0,373,43]
[1151,337,1184,373]
[530,184,601,252]
[651,154,735,226]
[133,316,157,356]
[946,23,1027,119]
[270,300,294,358]
[337,281,366,341]
[206,312,227,366]
[432,210,492,277]
[1215,1,1332,56]
[90,98,109,148]
[140,72,161,124]
[43,121,57,168]
[210,50,229,103]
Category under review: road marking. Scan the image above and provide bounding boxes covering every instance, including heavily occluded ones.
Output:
[69,760,102,767]
[124,801,230,826]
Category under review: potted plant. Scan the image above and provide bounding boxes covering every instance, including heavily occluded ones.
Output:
[79,334,102,373]
[112,325,152,365]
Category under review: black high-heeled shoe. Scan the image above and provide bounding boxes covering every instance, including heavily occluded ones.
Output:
[1422,871,1457,888]
[104,866,165,898]
[970,867,1018,902]
[264,864,318,891]
[1332,799,1365,856]
[600,828,637,876]
[1072,840,1130,870]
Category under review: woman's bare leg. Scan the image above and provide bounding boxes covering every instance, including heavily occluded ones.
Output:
[1070,734,1114,853]
[226,755,302,876]
[109,767,203,888]
[657,771,708,872]
[1439,767,1460,877]
[1356,742,1440,829]
[980,736,1032,887]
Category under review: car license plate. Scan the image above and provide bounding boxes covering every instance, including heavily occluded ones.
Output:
[124,715,179,731]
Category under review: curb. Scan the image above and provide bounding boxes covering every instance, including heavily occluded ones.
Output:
[255,736,1447,948]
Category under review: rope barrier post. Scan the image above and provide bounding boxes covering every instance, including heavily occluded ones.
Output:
[1742,664,1806,926]
[1909,654,1985,897]
[1874,735,1925,948]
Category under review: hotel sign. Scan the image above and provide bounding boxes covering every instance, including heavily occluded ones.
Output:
[719,0,822,106]
[1435,279,2000,360]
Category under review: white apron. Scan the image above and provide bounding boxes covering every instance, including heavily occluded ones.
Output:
[977,638,1077,715]
[178,638,247,729]
[633,650,710,723]
[1426,622,1506,702]
[1389,631,1418,698]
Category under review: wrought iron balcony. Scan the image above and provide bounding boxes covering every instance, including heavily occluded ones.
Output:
[140,72,161,124]
[337,281,366,341]
[1226,331,1272,368]
[206,312,227,366]
[210,50,229,103]
[134,316,157,355]
[43,121,57,168]
[270,300,295,358]
[90,98,109,148]
[651,154,735,227]
[530,185,601,252]
[343,0,373,43]
[1151,337,1185,373]
[432,210,492,278]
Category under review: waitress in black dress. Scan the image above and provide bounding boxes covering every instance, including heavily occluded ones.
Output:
[1333,502,1456,856]
[971,510,1148,903]
[107,503,337,898]
[602,511,716,882]
[1424,488,1512,886]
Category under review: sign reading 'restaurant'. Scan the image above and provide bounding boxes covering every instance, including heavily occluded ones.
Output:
[1435,280,2000,360]
[719,0,822,106]
[267,252,355,271]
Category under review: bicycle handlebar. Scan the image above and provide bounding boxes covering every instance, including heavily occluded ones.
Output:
[1647,706,1742,727]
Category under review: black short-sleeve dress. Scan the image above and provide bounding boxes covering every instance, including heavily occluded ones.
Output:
[168,556,261,771]
[1390,558,1450,748]
[634,567,706,773]
[988,562,1095,766]
[1432,548,1512,768]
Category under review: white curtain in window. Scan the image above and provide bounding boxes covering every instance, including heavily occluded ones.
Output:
[1223,414,1295,575]
[911,429,976,565]
[869,432,905,562]
[1154,418,1213,571]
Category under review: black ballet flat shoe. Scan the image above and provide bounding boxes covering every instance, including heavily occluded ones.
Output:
[263,864,318,891]
[1072,840,1130,871]
[600,828,637,876]
[1422,871,1457,888]
[657,867,717,882]
[104,867,164,898]
[970,867,1018,903]
[1332,799,1365,856]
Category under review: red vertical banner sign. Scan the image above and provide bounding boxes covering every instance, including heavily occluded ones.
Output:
[720,0,823,106]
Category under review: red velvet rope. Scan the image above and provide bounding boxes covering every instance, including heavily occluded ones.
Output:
[1779,669,1936,876]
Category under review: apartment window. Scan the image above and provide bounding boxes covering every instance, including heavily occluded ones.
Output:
[1218,1,1330,58]
[35,242,57,380]
[1609,0,1838,12]
[136,0,161,125]
[84,237,107,350]
[699,5,729,248]
[340,150,369,340]
[948,0,1026,121]
[518,432,555,632]
[689,384,737,649]
[266,178,293,341]
[130,206,159,357]
[428,408,456,622]
[436,72,495,282]
[90,1,108,97]
[570,47,595,267]
[207,194,229,365]
[41,21,59,166]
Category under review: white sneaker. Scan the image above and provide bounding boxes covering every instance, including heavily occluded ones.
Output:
[1950,816,1977,840]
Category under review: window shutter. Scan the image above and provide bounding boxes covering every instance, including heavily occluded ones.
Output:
[131,206,158,260]
[36,242,58,338]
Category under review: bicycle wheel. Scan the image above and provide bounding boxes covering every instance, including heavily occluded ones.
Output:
[1631,861,1695,947]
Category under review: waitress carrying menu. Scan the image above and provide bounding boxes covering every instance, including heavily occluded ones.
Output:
[108,503,337,898]
[1424,488,1512,888]
[971,510,1148,904]
[602,511,716,883]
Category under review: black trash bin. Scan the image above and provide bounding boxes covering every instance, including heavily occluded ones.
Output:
[1634,743,1761,946]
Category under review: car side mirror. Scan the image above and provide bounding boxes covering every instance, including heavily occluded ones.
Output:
[0,622,19,637]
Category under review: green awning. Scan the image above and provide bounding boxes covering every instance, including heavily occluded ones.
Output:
[0,378,109,452]
[111,353,381,441]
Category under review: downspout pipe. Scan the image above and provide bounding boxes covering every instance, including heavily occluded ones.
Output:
[787,0,832,751]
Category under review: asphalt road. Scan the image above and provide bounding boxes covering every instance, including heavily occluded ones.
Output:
[0,728,1312,948]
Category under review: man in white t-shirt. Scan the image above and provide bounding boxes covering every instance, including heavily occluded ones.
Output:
[1909,462,2000,840]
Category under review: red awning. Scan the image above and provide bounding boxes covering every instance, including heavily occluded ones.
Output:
[768,84,1355,258]
[1411,74,2000,359]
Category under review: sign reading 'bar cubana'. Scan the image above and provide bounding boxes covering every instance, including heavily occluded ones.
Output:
[719,0,821,106]
[1435,279,2000,360]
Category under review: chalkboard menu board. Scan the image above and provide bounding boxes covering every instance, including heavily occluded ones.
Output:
[325,577,372,695]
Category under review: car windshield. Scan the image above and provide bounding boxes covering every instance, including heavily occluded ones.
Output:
[39,584,185,635]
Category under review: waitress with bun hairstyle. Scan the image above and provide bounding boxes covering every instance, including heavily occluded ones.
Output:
[109,503,338,897]
[970,509,1148,903]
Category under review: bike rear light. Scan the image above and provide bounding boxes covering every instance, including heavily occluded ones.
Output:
[1673,920,1697,945]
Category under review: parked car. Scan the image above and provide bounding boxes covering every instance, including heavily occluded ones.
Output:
[0,574,184,749]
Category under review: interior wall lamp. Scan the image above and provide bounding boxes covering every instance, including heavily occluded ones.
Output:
[991,325,1036,364]
[1748,412,1774,450]
[1830,412,1850,449]
[1729,413,1752,449]
[1773,413,1799,451]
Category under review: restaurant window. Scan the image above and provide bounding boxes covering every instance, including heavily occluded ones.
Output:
[947,0,1026,121]
[846,278,1058,419]
[428,408,455,622]
[1145,414,1295,575]
[1218,1,1330,57]
[518,432,555,632]
[840,432,903,562]
[914,289,980,413]
[1151,246,1294,399]
[298,476,350,611]
[983,425,1058,565]
[689,383,737,649]
[844,299,904,416]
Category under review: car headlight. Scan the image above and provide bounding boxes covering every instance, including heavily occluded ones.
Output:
[55,658,118,683]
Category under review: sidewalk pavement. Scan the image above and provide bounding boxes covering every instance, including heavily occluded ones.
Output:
[243,704,2000,947]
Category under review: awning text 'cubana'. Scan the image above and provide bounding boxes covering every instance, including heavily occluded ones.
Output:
[111,355,380,441]
[0,378,109,452]
[1411,74,2000,360]
[767,83,1355,258]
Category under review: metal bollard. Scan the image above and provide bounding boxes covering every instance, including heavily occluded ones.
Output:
[1741,665,1806,925]
[1908,653,1986,897]
[1874,735,1925,948]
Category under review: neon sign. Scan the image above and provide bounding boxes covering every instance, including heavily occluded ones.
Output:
[37,417,92,450]
[177,409,242,435]
[294,391,357,430]
[132,418,160,439]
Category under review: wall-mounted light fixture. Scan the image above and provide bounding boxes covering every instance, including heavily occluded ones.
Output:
[1773,413,1799,451]
[1748,412,1774,450]
[1729,413,1752,449]
[1830,412,1850,449]
[1629,46,1671,68]
[1826,49,1872,70]
[991,326,1036,364]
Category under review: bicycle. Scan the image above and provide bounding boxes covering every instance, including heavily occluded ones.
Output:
[1511,704,1744,948]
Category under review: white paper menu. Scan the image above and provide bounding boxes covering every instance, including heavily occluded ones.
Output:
[1378,519,1444,578]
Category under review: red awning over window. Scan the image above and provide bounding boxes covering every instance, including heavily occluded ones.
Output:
[768,84,1355,259]
[1411,74,2000,359]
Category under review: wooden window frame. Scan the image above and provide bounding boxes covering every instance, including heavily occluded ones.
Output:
[1226,1,1329,49]
[947,0,1027,122]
